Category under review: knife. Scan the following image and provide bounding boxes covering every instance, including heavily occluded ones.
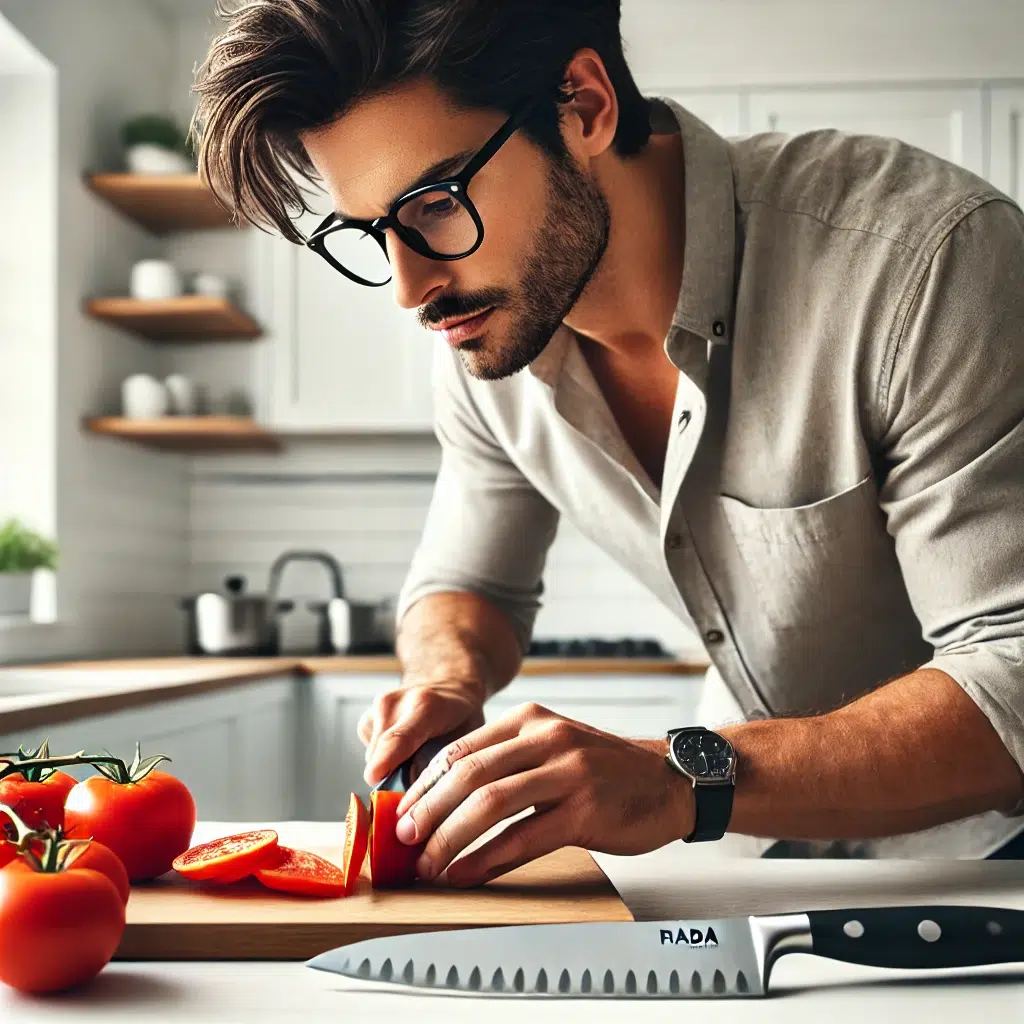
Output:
[370,735,451,795]
[307,905,1024,997]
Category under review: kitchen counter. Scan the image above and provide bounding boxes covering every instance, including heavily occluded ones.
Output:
[0,655,709,733]
[1,821,1022,1022]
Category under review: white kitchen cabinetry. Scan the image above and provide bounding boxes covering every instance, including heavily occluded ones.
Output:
[306,671,705,820]
[254,196,435,433]
[747,87,986,175]
[990,87,1024,202]
[0,678,297,822]
[661,92,743,137]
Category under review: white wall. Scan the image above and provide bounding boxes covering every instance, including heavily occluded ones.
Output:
[0,0,190,661]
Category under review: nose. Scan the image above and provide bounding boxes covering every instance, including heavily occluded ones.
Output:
[386,232,450,311]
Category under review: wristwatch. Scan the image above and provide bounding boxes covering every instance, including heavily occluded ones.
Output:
[665,726,737,842]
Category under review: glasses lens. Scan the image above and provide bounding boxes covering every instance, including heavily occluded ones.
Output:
[320,225,391,285]
[396,188,479,257]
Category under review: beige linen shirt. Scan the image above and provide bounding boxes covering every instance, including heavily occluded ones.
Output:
[397,98,1024,858]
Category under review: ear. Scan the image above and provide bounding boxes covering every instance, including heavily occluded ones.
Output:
[558,48,619,160]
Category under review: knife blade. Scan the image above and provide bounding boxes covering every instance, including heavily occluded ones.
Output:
[307,905,1024,997]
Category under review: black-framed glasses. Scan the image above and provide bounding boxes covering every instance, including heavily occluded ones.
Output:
[305,98,538,287]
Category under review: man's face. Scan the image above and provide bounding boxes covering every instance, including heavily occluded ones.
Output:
[301,78,609,380]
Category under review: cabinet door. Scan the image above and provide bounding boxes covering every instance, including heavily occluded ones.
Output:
[660,92,744,136]
[990,87,1024,203]
[748,87,985,175]
[485,674,704,739]
[256,191,435,432]
[0,678,297,823]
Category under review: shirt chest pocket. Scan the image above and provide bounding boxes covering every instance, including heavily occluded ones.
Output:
[717,474,906,632]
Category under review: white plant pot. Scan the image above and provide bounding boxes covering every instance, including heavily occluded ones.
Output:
[126,143,192,175]
[0,572,33,617]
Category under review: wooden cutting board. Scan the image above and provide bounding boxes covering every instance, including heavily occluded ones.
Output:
[116,844,633,960]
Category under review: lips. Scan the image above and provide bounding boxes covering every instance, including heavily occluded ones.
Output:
[430,308,494,347]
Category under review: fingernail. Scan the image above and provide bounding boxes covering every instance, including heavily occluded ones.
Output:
[395,814,417,844]
[416,853,435,880]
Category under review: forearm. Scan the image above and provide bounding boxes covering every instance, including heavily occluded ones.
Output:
[396,591,523,701]
[719,668,1024,840]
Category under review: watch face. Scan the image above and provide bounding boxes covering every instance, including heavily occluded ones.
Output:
[672,730,734,781]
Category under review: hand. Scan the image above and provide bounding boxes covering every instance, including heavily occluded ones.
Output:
[358,678,486,787]
[393,702,695,886]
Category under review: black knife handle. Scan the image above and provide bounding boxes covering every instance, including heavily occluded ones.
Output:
[808,906,1024,969]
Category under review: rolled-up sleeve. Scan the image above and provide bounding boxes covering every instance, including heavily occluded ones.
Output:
[878,196,1024,792]
[396,345,560,653]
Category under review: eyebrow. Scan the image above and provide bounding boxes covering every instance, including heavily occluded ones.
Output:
[335,150,473,221]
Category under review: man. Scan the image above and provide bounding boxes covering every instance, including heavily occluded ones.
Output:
[193,0,1024,882]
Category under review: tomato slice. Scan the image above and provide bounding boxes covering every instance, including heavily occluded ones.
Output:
[369,789,423,889]
[171,830,279,881]
[253,846,347,897]
[342,793,370,895]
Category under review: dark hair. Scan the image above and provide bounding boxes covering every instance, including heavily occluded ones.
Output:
[191,0,652,243]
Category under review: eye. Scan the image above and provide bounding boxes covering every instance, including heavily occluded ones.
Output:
[421,196,457,218]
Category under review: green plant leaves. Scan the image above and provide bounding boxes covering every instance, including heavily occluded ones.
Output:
[0,518,58,573]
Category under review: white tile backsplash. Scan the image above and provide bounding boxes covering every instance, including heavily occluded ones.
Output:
[186,440,704,658]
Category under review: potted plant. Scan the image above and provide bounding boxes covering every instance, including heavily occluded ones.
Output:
[121,114,193,175]
[0,519,58,617]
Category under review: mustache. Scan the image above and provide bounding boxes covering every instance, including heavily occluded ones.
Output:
[417,288,508,329]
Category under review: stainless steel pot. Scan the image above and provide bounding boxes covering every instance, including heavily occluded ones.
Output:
[181,575,294,656]
[308,595,396,655]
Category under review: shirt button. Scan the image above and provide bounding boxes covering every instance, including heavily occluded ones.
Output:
[704,629,725,644]
[712,320,726,338]
[666,532,684,551]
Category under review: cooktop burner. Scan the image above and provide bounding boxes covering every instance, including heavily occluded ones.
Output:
[527,637,670,658]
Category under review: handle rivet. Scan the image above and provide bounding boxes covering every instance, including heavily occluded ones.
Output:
[987,921,1003,936]
[918,919,942,942]
[843,920,865,938]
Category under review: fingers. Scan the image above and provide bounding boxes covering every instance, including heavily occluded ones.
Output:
[444,806,573,887]
[397,702,553,816]
[414,766,568,881]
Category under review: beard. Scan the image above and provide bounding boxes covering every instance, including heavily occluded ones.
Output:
[416,150,611,381]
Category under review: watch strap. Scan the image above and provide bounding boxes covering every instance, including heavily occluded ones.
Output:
[685,780,734,843]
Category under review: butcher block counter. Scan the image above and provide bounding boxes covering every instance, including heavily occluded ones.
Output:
[0,654,709,733]
[1,821,1022,1023]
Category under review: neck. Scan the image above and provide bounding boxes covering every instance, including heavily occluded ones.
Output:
[563,130,684,361]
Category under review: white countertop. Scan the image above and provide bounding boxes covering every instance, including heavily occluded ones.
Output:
[2,822,1023,1022]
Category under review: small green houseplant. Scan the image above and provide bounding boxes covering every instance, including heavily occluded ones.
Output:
[0,519,57,617]
[121,113,193,175]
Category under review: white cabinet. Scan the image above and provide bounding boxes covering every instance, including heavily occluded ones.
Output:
[254,194,435,433]
[990,87,1024,202]
[748,87,985,175]
[486,674,704,740]
[305,671,704,820]
[0,678,297,822]
[661,92,744,137]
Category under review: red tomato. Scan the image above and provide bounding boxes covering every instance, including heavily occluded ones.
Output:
[254,846,347,897]
[64,770,196,882]
[369,789,423,889]
[172,830,279,882]
[343,793,370,895]
[4,838,130,906]
[0,769,78,834]
[0,861,125,993]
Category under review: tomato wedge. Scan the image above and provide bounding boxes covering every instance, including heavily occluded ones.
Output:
[253,846,347,897]
[343,793,370,895]
[369,789,423,889]
[171,830,279,881]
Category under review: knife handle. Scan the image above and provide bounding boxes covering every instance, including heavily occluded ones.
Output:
[808,905,1024,969]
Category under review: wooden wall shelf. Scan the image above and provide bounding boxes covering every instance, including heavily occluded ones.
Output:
[84,296,262,342]
[86,173,237,234]
[85,417,282,453]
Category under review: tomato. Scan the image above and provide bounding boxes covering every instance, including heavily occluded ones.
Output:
[0,769,77,834]
[172,830,279,882]
[65,769,195,882]
[4,838,130,905]
[343,793,370,895]
[369,789,423,889]
[0,858,125,993]
[254,846,348,897]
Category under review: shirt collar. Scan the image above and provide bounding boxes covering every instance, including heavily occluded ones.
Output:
[654,97,737,352]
